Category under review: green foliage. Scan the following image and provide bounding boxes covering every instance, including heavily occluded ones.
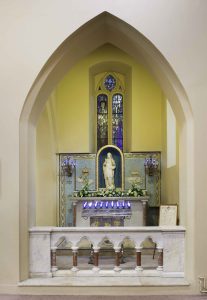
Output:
[74,183,144,198]
[96,188,125,197]
[126,182,143,197]
[75,182,90,197]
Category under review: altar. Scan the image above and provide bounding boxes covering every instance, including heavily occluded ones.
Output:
[60,145,161,227]
[27,146,186,284]
[71,196,148,227]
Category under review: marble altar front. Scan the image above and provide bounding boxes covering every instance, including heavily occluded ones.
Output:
[71,196,148,227]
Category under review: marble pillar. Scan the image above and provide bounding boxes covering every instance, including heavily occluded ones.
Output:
[71,247,79,272]
[135,247,143,271]
[114,247,121,272]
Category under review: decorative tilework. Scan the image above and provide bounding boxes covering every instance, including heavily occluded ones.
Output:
[58,151,161,226]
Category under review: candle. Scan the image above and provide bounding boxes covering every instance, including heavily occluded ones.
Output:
[116,201,120,208]
[83,201,87,209]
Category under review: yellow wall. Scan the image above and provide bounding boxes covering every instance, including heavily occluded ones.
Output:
[131,66,163,151]
[55,44,164,152]
[56,60,90,152]
[161,99,179,212]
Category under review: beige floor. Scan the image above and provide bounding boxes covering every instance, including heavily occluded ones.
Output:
[0,295,206,300]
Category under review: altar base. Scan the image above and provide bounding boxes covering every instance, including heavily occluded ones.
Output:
[29,226,186,285]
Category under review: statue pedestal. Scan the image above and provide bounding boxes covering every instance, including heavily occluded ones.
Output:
[70,196,148,227]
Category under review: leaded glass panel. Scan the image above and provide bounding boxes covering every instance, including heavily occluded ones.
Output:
[112,138,123,150]
[104,74,116,91]
[112,93,123,150]
[112,114,123,150]
[97,94,108,114]
[97,114,108,138]
[97,94,108,150]
[96,74,124,151]
[112,93,123,114]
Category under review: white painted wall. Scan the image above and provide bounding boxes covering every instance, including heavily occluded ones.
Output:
[0,0,206,295]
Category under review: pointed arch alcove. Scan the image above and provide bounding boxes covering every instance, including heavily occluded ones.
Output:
[19,12,194,283]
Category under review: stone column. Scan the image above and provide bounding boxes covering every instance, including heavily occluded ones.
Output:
[135,247,143,271]
[114,247,121,272]
[157,248,163,271]
[120,243,125,264]
[71,247,79,272]
[92,248,100,272]
[72,201,77,227]
[51,247,58,272]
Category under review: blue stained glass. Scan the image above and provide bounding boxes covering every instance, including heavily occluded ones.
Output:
[112,93,123,114]
[97,94,108,114]
[112,115,123,138]
[97,114,108,138]
[112,114,123,150]
[104,75,116,91]
[97,94,108,150]
[112,93,123,150]
[113,138,123,150]
[97,77,124,150]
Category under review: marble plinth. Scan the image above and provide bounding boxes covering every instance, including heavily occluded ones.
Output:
[19,273,189,287]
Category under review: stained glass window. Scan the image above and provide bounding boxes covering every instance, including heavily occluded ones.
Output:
[112,93,123,150]
[104,75,116,91]
[96,73,124,151]
[112,93,123,114]
[97,94,108,150]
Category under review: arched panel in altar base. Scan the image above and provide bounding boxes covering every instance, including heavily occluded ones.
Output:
[76,236,93,248]
[19,12,194,282]
[55,235,160,251]
[141,236,158,250]
[98,236,115,249]
[119,236,136,249]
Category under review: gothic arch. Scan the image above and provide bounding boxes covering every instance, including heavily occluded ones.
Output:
[19,12,194,281]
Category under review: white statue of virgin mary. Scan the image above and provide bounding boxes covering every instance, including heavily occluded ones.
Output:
[103,152,116,190]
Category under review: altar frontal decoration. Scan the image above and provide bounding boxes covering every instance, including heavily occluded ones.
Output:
[82,200,131,218]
